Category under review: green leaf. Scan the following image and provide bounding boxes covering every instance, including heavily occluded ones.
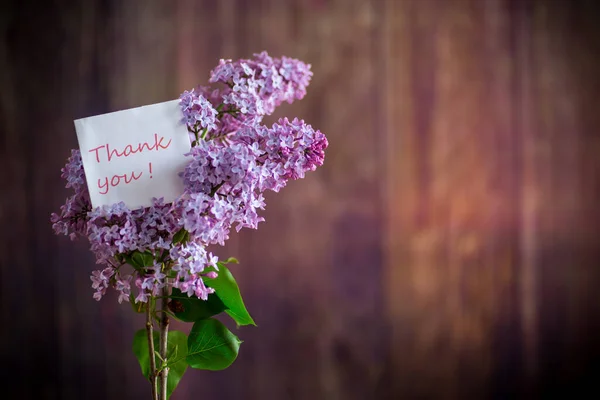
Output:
[172,228,189,245]
[166,270,178,279]
[223,257,239,264]
[169,288,227,322]
[186,318,241,371]
[123,253,141,270]
[132,329,188,399]
[124,250,155,270]
[132,329,154,379]
[204,264,256,326]
[162,331,188,399]
[133,250,155,267]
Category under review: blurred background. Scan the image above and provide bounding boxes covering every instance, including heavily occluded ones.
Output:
[2,0,600,399]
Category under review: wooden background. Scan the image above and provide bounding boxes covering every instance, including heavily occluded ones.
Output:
[1,0,600,398]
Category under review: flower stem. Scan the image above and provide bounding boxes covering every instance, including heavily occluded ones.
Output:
[146,299,158,400]
[158,287,170,400]
[209,181,224,197]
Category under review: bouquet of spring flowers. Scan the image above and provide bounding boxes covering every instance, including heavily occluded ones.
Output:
[51,52,327,400]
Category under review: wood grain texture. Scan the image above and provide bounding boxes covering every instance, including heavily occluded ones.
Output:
[1,0,599,399]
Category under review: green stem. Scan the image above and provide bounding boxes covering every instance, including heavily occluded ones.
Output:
[158,287,170,400]
[200,128,208,140]
[209,182,224,197]
[146,299,158,400]
[193,127,199,143]
[217,108,239,118]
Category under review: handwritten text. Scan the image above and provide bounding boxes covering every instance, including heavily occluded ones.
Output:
[89,133,172,164]
[90,133,171,195]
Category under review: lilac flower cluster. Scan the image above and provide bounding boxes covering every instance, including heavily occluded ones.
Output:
[209,51,312,117]
[51,150,91,240]
[51,52,327,304]
[86,199,177,263]
[232,118,328,192]
[179,88,218,139]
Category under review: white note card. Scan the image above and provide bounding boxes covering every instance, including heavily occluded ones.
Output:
[75,99,191,210]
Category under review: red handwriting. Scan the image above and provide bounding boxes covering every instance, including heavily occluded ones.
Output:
[89,133,172,163]
[98,170,143,195]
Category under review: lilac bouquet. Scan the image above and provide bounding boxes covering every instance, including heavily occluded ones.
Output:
[51,52,327,400]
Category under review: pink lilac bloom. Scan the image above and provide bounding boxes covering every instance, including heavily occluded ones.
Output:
[50,149,91,240]
[179,89,218,135]
[169,242,217,300]
[115,275,132,304]
[209,52,313,117]
[51,51,326,304]
[182,85,258,142]
[230,117,328,192]
[134,279,151,303]
[90,267,115,301]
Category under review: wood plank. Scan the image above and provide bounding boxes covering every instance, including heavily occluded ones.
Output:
[2,0,600,398]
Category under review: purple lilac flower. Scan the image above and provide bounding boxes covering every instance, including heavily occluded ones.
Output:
[139,265,167,296]
[275,55,313,106]
[179,190,265,247]
[231,117,328,192]
[169,243,217,300]
[179,89,218,135]
[61,149,87,191]
[115,275,132,304]
[209,52,312,117]
[135,280,150,303]
[180,140,255,195]
[188,86,258,139]
[52,52,326,304]
[84,198,184,265]
[50,150,92,240]
[91,267,115,301]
